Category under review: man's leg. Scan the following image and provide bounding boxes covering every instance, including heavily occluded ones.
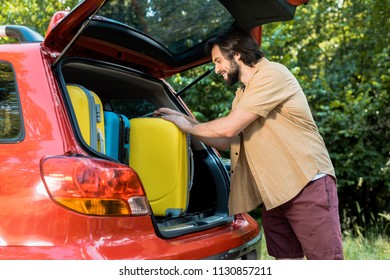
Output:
[262,205,305,259]
[283,175,344,260]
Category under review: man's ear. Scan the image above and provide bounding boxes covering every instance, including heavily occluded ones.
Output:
[234,53,241,62]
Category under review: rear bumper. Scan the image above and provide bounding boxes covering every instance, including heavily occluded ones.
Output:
[204,231,261,260]
[0,213,260,260]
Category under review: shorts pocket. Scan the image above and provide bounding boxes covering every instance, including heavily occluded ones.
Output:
[323,175,339,211]
[314,176,331,211]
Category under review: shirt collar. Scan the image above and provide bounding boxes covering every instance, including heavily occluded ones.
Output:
[240,57,268,92]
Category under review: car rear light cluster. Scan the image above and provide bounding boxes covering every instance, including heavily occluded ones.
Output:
[41,156,150,216]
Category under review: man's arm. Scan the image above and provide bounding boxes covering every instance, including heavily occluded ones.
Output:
[154,107,258,150]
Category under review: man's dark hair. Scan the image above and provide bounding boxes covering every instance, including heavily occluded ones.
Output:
[205,26,264,67]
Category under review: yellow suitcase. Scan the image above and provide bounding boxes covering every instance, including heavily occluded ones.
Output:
[67,84,105,153]
[129,118,192,217]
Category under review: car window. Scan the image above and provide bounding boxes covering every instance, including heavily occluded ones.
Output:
[109,99,158,119]
[0,61,23,142]
[97,0,234,54]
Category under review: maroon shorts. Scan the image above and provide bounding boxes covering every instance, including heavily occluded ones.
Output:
[262,175,344,260]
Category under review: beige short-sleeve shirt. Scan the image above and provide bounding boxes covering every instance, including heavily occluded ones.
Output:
[228,58,335,215]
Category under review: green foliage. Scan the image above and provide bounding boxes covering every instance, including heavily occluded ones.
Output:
[342,232,390,260]
[0,0,80,38]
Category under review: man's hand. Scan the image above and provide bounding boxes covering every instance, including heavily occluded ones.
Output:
[154,108,194,133]
[154,107,233,151]
[154,107,183,117]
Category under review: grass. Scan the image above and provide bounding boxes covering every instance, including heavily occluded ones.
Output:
[259,229,390,260]
[341,233,390,259]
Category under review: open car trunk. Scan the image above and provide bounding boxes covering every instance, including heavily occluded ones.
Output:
[58,58,232,238]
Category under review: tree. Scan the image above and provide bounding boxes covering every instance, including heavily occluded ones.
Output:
[0,0,80,37]
[261,0,389,234]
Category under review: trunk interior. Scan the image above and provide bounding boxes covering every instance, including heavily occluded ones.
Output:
[58,58,232,238]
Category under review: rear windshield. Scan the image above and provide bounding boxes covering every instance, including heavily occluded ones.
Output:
[97,0,234,54]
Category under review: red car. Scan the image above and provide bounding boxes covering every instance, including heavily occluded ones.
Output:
[0,0,305,259]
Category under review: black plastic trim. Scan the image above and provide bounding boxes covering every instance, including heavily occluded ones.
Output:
[3,25,44,43]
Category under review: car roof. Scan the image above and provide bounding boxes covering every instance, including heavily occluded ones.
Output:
[44,0,302,78]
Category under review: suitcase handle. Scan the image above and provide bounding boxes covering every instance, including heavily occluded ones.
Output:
[97,128,105,153]
[188,136,194,192]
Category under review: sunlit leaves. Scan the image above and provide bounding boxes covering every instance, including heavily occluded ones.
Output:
[0,0,80,36]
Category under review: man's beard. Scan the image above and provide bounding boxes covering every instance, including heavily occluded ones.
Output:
[225,59,240,86]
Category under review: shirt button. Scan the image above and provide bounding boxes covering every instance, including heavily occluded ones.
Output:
[231,170,234,174]
[235,152,238,156]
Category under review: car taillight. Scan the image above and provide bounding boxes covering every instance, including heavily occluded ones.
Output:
[41,156,150,216]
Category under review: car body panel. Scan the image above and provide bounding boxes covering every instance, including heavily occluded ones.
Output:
[1,212,259,260]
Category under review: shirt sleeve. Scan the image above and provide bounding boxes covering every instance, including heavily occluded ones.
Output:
[235,62,302,118]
